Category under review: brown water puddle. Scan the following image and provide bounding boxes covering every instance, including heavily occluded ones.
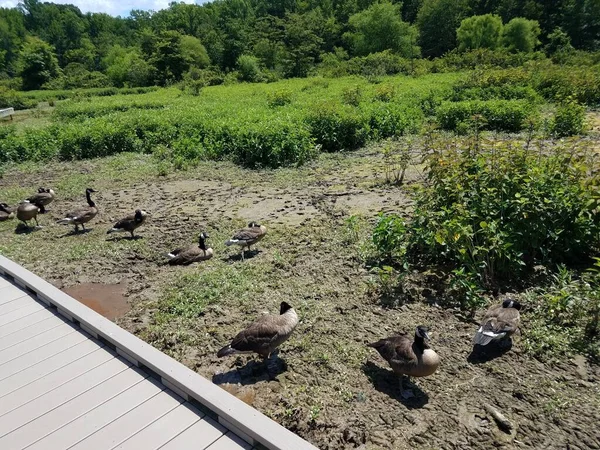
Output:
[62,282,130,321]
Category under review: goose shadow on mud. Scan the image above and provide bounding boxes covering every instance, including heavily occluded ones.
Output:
[213,354,288,385]
[362,360,429,409]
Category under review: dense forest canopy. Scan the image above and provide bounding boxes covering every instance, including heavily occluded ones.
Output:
[0,0,598,89]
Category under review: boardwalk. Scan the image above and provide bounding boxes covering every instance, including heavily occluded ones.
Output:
[0,256,317,450]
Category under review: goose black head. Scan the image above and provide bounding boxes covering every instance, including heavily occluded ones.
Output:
[37,187,45,193]
[86,188,97,194]
[198,232,209,250]
[280,301,293,314]
[248,221,261,228]
[415,325,430,340]
[502,299,522,310]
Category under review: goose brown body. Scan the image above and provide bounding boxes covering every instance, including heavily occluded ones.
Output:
[57,188,98,231]
[0,203,14,221]
[107,209,148,238]
[217,302,298,359]
[225,222,267,260]
[16,202,40,227]
[168,232,213,265]
[473,299,521,346]
[368,326,440,378]
[27,188,55,213]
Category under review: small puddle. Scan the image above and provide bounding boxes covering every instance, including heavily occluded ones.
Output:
[62,282,130,320]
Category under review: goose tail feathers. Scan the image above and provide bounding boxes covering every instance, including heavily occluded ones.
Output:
[225,239,238,247]
[56,217,73,225]
[473,327,505,346]
[217,345,238,358]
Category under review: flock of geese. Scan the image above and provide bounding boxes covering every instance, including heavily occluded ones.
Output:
[0,187,523,398]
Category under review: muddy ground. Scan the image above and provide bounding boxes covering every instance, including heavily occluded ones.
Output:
[0,146,599,450]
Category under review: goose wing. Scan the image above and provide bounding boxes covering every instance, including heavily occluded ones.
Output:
[168,245,202,265]
[111,213,136,230]
[229,315,281,352]
[368,335,414,364]
[231,228,261,242]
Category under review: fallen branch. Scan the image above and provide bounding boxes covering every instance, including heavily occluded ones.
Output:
[484,403,514,433]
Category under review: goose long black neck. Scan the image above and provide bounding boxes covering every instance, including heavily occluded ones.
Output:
[86,190,95,207]
[413,333,429,351]
[198,237,206,251]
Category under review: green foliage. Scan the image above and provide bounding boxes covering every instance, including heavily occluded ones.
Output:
[417,0,469,58]
[17,36,61,90]
[180,35,210,69]
[550,99,586,137]
[103,46,155,88]
[345,1,420,58]
[373,83,395,102]
[502,18,541,53]
[436,99,533,132]
[545,28,574,56]
[237,54,262,82]
[457,14,503,52]
[372,213,407,262]
[306,104,369,152]
[341,85,363,106]
[0,86,37,109]
[524,263,600,361]
[407,138,600,289]
[381,140,411,185]
[266,89,292,107]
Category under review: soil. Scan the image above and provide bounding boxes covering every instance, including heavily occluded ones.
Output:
[0,148,598,450]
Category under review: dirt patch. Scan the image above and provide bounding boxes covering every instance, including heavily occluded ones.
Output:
[62,282,130,320]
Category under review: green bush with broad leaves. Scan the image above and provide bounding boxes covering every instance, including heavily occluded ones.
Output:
[436,99,533,132]
[550,99,586,137]
[372,213,407,262]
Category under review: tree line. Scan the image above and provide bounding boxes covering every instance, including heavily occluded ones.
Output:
[0,0,598,90]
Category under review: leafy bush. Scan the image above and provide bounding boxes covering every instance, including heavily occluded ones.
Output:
[267,89,293,107]
[306,104,369,152]
[436,99,533,132]
[341,85,363,106]
[407,137,600,289]
[524,264,600,361]
[365,102,423,139]
[0,87,37,110]
[237,55,262,82]
[373,84,395,102]
[532,65,600,106]
[372,213,407,262]
[550,99,586,137]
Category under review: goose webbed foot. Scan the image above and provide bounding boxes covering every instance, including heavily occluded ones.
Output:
[399,376,414,399]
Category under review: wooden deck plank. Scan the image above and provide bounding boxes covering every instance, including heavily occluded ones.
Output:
[160,415,226,450]
[0,357,130,436]
[0,321,78,365]
[0,341,105,398]
[70,390,183,450]
[0,315,67,351]
[0,285,29,304]
[0,276,11,289]
[0,367,149,449]
[0,301,45,327]
[27,378,164,450]
[114,403,203,450]
[0,295,32,314]
[0,308,56,339]
[0,331,90,381]
[205,432,254,450]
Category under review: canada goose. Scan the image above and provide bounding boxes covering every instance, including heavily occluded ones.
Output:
[27,187,55,213]
[107,209,149,238]
[473,299,521,346]
[225,222,267,261]
[217,301,298,362]
[0,203,14,221]
[57,188,98,232]
[167,232,213,265]
[368,326,440,399]
[16,201,40,227]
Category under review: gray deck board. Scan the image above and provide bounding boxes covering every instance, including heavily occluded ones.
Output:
[70,390,183,450]
[27,378,165,450]
[0,307,56,339]
[0,315,66,351]
[160,415,227,449]
[0,285,29,304]
[114,403,204,450]
[0,367,148,449]
[0,257,317,450]
[0,321,78,364]
[206,432,254,450]
[0,341,105,398]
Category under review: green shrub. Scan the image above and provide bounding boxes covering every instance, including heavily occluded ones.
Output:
[365,102,423,139]
[407,138,600,289]
[373,83,396,102]
[237,55,262,82]
[267,89,293,107]
[372,213,407,262]
[436,99,533,132]
[0,87,37,110]
[533,65,600,106]
[341,85,363,106]
[550,99,586,137]
[306,104,369,152]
